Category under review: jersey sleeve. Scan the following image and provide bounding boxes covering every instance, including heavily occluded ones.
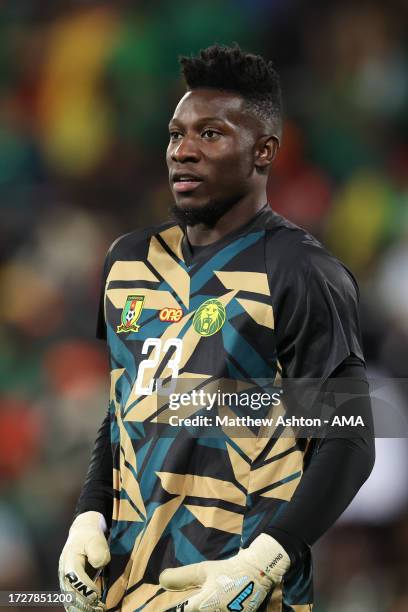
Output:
[96,279,107,340]
[272,243,364,382]
[74,409,113,527]
[96,251,112,340]
[263,357,375,562]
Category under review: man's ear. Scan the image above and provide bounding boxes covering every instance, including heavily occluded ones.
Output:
[255,135,280,170]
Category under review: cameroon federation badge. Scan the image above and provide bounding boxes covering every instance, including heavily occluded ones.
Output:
[193,298,226,337]
[117,295,144,333]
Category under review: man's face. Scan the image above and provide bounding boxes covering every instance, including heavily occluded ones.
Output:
[166,89,261,226]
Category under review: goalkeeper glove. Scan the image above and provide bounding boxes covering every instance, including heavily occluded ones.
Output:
[58,511,110,612]
[159,533,290,612]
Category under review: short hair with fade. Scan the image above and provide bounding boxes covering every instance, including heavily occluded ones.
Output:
[179,43,282,139]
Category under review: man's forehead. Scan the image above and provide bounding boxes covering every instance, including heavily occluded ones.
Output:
[170,89,246,124]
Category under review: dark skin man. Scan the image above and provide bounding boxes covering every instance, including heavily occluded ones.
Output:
[167,89,279,245]
[60,45,374,612]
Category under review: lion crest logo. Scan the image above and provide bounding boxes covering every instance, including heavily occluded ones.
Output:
[193,298,226,336]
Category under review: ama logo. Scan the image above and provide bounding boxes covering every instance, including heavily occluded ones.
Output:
[227,581,254,611]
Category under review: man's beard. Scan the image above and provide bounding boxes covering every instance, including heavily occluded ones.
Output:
[170,196,240,228]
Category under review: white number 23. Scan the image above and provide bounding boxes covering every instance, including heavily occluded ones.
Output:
[135,337,182,396]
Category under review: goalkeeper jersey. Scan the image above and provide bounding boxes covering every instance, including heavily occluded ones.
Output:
[95,204,363,612]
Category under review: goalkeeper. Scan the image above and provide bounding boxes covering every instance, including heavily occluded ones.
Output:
[59,44,375,612]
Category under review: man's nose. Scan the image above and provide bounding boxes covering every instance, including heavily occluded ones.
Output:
[171,136,200,163]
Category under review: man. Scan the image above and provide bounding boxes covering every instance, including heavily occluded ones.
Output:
[59,44,375,612]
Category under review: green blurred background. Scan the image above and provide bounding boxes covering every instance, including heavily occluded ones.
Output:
[1,1,408,610]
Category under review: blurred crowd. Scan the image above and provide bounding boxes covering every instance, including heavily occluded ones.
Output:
[0,1,407,610]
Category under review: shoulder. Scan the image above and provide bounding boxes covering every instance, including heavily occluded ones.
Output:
[105,220,177,263]
[265,211,359,300]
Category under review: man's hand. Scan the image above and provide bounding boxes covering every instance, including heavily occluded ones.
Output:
[58,511,110,612]
[159,533,290,611]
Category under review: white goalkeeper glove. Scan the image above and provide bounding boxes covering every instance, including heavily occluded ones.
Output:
[58,511,110,612]
[159,533,290,612]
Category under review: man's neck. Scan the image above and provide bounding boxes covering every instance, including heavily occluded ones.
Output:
[186,193,267,247]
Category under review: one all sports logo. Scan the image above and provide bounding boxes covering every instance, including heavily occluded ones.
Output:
[227,581,254,611]
[159,307,183,322]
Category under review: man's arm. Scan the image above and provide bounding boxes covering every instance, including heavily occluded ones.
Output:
[74,409,113,528]
[263,235,375,566]
[59,248,114,612]
[58,412,113,612]
[263,355,375,566]
[74,244,114,525]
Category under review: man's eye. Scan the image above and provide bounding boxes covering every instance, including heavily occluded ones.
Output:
[169,131,182,140]
[202,129,220,139]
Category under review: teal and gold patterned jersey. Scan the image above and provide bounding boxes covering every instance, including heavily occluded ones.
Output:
[96,205,363,612]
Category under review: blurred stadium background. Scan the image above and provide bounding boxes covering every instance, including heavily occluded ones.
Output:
[0,1,408,610]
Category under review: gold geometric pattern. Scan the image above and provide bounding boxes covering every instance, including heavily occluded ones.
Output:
[248,450,303,495]
[237,297,274,329]
[226,442,251,489]
[185,504,243,535]
[261,476,301,502]
[144,587,200,612]
[148,235,190,307]
[156,472,247,506]
[266,437,298,461]
[102,215,315,610]
[114,408,146,520]
[126,496,184,587]
[215,271,270,295]
[107,287,180,310]
[121,585,161,612]
[112,468,120,491]
[159,225,185,261]
[113,499,145,523]
[109,368,125,409]
[107,260,159,284]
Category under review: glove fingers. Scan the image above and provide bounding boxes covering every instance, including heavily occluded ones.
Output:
[85,535,111,569]
[164,589,211,612]
[58,512,109,612]
[61,551,101,600]
[182,587,213,611]
[169,578,269,612]
[60,572,106,612]
[160,563,206,591]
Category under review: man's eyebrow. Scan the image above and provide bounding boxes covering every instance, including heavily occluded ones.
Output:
[168,116,229,128]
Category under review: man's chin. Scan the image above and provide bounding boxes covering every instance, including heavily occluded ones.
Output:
[170,203,212,227]
[173,195,206,210]
[170,197,239,228]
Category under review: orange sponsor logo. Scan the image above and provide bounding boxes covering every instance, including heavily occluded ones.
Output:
[159,307,183,322]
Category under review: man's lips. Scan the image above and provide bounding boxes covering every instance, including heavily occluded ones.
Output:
[173,180,202,192]
[171,172,204,193]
